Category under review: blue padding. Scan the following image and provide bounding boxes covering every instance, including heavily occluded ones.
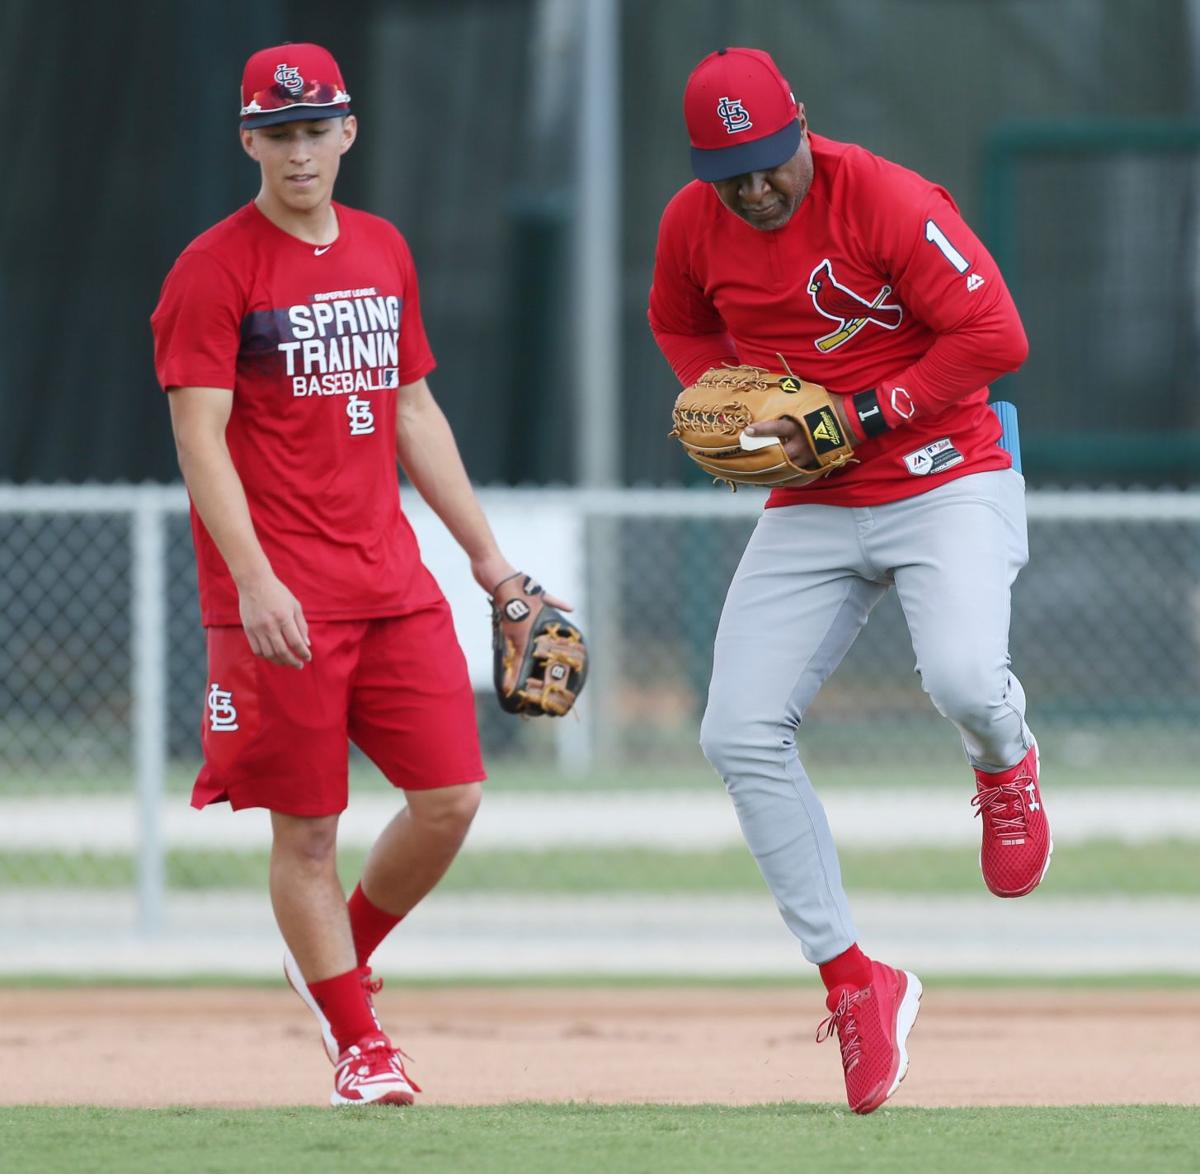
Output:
[991,400,1022,474]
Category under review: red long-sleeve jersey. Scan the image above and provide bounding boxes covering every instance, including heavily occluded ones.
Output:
[648,133,1028,506]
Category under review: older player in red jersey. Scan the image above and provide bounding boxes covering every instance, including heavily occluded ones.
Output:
[649,48,1050,1114]
[152,43,550,1106]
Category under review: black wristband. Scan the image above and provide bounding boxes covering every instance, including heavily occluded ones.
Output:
[852,390,889,438]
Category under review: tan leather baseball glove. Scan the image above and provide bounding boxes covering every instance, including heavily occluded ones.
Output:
[670,363,857,489]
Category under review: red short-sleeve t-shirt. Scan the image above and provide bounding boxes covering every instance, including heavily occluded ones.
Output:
[151,201,442,626]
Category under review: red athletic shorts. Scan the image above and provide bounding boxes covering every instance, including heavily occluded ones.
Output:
[193,600,485,816]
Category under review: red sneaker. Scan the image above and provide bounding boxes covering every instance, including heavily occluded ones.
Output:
[972,741,1052,898]
[283,952,384,1065]
[816,960,922,1115]
[331,1033,421,1107]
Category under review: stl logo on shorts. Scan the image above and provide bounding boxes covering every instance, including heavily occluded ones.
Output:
[716,96,753,134]
[207,683,239,732]
[273,64,305,95]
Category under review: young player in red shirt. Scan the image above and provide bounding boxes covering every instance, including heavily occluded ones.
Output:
[152,43,556,1106]
[649,48,1050,1114]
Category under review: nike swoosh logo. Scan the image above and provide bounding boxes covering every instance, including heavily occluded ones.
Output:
[314,245,332,256]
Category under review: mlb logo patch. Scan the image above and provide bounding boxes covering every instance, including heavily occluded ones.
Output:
[902,438,964,476]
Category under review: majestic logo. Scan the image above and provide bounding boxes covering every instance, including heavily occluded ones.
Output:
[808,260,903,352]
[274,64,305,95]
[207,683,239,732]
[346,395,375,435]
[966,273,985,292]
[716,96,752,134]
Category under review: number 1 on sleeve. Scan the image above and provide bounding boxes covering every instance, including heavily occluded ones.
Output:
[924,219,969,273]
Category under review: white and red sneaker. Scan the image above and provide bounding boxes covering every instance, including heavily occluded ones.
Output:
[283,952,385,1066]
[972,741,1052,898]
[816,960,922,1115]
[331,1033,421,1107]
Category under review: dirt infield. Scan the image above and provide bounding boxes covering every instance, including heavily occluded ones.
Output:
[1,986,1196,1108]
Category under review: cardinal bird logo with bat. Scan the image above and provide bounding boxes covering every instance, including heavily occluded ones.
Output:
[807,260,903,353]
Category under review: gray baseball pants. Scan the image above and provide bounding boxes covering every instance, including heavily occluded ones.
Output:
[699,469,1033,964]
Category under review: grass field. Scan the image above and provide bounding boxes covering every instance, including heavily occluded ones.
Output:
[3,839,1198,895]
[3,1105,1197,1174]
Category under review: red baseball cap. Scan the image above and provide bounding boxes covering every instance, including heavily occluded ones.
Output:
[684,48,800,182]
[240,42,351,129]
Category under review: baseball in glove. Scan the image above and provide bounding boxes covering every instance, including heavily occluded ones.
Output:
[670,361,857,489]
[490,573,588,717]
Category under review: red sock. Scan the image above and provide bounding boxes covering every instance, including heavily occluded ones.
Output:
[819,944,873,993]
[348,883,403,968]
[307,968,380,1053]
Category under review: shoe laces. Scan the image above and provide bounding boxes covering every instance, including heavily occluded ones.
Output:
[393,1046,421,1092]
[338,1033,393,1074]
[815,985,868,1074]
[972,772,1034,836]
[337,1032,423,1092]
[359,967,383,997]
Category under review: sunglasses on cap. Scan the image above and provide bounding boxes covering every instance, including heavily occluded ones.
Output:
[240,79,351,119]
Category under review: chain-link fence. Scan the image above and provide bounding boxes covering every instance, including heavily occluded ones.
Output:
[984,123,1200,482]
[2,483,1199,950]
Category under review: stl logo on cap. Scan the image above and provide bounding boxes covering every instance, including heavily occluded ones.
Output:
[273,64,305,95]
[684,48,801,181]
[716,96,752,135]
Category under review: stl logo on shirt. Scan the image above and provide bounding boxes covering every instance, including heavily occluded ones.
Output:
[273,64,304,94]
[347,395,376,435]
[716,96,752,134]
[207,683,239,732]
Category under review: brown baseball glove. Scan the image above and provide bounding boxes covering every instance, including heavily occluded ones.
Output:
[490,573,588,717]
[670,363,857,488]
